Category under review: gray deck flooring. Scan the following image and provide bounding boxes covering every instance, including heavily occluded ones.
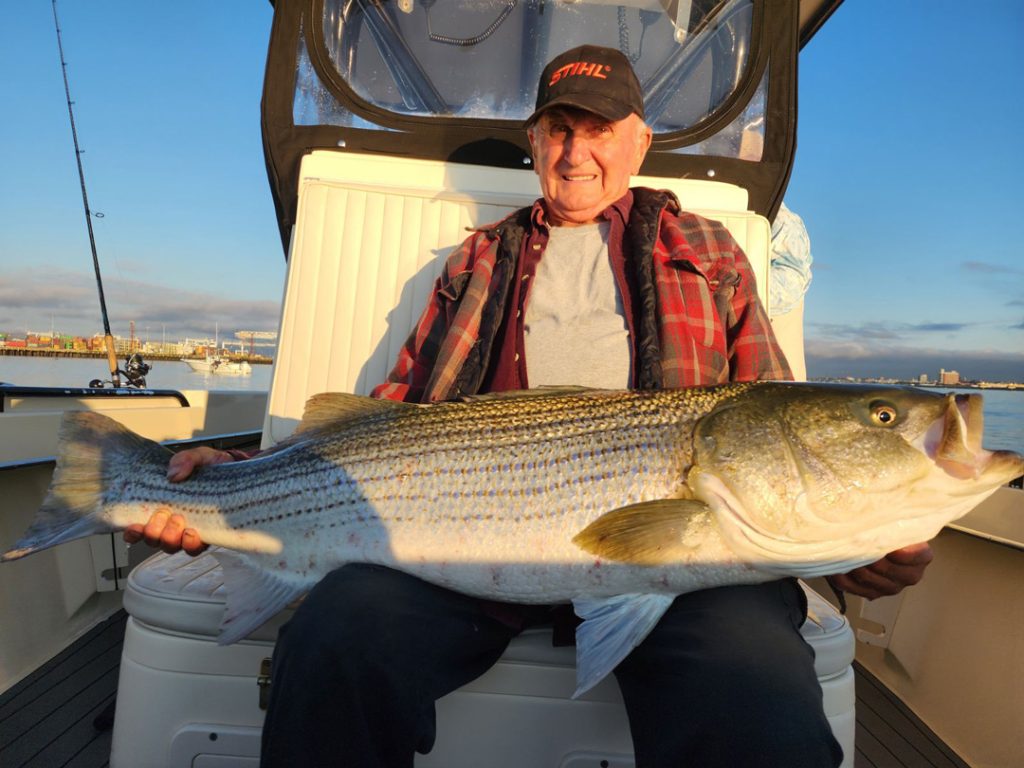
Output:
[853,663,970,768]
[1,610,970,768]
[0,610,124,768]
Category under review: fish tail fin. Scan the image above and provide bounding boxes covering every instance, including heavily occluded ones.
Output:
[1,411,171,562]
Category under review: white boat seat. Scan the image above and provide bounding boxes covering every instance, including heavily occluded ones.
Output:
[124,550,854,682]
[114,550,854,768]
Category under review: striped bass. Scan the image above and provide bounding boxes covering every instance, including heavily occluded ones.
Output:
[3,382,1022,695]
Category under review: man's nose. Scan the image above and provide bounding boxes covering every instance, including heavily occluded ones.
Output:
[563,132,593,165]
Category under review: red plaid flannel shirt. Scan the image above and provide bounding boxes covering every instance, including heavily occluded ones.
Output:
[372,190,790,403]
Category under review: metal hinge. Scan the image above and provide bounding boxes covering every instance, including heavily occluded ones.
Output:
[258,657,272,710]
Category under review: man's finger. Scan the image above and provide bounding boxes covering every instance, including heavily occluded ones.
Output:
[168,453,196,482]
[832,569,898,600]
[123,524,145,544]
[883,543,934,567]
[159,514,187,554]
[141,511,171,548]
[181,528,208,556]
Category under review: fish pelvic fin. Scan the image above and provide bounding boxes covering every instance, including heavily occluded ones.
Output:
[1,411,171,562]
[572,499,713,565]
[211,549,308,645]
[572,593,675,698]
[293,392,417,436]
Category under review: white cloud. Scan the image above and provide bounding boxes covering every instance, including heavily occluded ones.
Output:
[0,266,280,341]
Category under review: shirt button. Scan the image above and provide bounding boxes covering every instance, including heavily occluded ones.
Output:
[532,244,542,251]
[516,310,521,318]
[522,274,530,281]
[514,353,520,362]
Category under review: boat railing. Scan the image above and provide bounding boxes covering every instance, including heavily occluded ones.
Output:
[0,384,191,412]
[0,428,263,473]
[0,384,265,471]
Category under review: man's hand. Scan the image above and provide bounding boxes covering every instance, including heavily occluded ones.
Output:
[122,447,234,555]
[828,542,935,601]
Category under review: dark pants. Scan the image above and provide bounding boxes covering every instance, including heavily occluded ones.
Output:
[260,564,842,768]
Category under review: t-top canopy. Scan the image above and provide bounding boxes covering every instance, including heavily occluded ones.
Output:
[261,0,841,252]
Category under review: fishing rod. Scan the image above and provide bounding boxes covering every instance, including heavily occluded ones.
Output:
[51,0,147,388]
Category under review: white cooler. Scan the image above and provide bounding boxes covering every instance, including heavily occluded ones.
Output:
[111,551,855,768]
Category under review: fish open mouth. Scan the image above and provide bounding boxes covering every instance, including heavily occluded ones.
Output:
[925,393,1024,483]
[928,394,991,480]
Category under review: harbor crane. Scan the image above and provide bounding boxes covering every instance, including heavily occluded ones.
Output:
[235,330,278,355]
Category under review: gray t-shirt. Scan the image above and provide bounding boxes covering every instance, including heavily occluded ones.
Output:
[523,222,631,389]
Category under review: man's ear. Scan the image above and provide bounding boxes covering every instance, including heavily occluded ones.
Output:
[526,127,540,174]
[633,124,653,174]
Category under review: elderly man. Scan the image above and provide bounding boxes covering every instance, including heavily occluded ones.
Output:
[130,45,932,767]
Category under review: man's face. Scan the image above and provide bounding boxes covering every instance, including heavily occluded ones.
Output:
[527,108,652,226]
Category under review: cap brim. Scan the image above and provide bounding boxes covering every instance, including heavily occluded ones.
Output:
[524,94,639,127]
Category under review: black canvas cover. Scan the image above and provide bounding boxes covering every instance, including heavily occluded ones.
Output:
[261,0,807,254]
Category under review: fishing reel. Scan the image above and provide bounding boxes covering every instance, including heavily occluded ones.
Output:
[123,353,151,387]
[88,353,151,389]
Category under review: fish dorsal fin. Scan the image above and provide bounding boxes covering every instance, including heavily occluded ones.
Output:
[295,392,417,435]
[572,499,713,565]
[458,385,599,402]
[572,593,675,697]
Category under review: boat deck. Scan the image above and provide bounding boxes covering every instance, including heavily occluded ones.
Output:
[0,610,970,768]
[0,611,124,768]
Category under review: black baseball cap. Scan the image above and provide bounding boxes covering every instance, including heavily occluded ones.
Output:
[525,45,645,127]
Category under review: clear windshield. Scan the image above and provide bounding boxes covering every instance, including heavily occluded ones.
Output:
[310,0,756,137]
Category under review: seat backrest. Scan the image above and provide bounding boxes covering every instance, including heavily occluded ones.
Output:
[263,151,801,446]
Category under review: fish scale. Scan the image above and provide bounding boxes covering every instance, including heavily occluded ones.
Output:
[5,381,1021,696]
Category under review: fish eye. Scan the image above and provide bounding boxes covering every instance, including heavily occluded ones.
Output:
[869,401,899,427]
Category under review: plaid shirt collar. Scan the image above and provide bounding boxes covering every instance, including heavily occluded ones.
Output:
[527,189,702,271]
[529,189,634,233]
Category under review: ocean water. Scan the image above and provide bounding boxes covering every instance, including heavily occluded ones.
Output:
[0,355,272,393]
[2,356,1023,454]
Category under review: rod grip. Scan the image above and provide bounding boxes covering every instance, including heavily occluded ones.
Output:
[104,334,121,387]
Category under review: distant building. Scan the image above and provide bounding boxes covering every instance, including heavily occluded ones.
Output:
[939,368,960,386]
[918,374,929,384]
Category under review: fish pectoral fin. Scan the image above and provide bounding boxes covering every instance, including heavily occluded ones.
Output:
[211,550,307,645]
[572,593,675,698]
[572,499,712,565]
[295,392,417,435]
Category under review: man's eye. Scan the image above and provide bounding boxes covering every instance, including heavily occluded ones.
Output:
[548,124,569,137]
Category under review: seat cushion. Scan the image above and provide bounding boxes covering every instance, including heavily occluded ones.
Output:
[125,550,853,677]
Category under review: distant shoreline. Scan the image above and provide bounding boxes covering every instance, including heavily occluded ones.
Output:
[0,349,1016,388]
[0,348,273,365]
[808,378,1022,392]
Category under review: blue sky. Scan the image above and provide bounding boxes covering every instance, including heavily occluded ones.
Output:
[0,2,282,350]
[1,1,1022,380]
[789,1,1024,381]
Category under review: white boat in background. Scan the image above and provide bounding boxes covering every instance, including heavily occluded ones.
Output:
[182,324,253,375]
[182,355,253,376]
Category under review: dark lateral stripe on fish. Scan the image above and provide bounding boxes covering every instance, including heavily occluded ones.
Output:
[136,441,673,534]
[125,427,679,509]
[193,456,654,532]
